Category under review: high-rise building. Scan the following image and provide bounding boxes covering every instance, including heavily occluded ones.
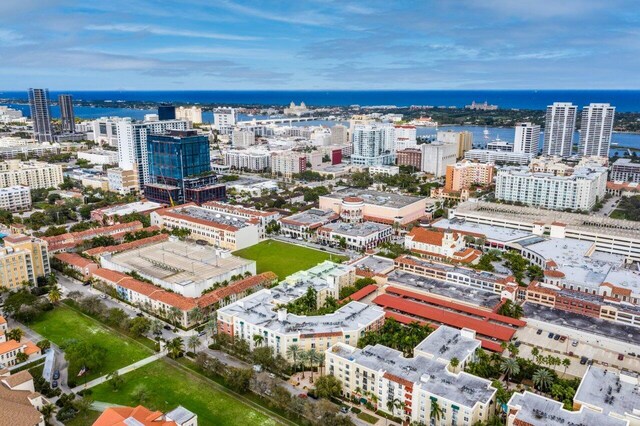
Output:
[437,130,473,159]
[444,160,495,192]
[116,118,189,188]
[145,130,222,204]
[214,108,237,133]
[420,143,457,177]
[578,103,615,158]
[542,102,577,157]
[175,106,203,124]
[513,122,540,155]
[331,124,348,145]
[58,94,75,133]
[232,128,255,148]
[271,151,307,180]
[158,103,176,121]
[394,125,417,150]
[28,88,53,143]
[351,123,395,166]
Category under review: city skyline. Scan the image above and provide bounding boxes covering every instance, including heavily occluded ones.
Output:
[0,0,639,90]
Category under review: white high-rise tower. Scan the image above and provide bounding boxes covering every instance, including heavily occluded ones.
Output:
[542,102,577,158]
[578,103,615,158]
[513,122,540,155]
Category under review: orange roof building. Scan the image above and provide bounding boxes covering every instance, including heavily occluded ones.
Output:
[93,405,196,426]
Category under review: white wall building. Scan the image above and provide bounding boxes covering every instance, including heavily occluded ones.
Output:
[464,149,533,165]
[0,160,63,190]
[543,102,577,158]
[224,149,270,171]
[351,123,395,166]
[214,108,236,133]
[369,165,399,176]
[271,151,306,180]
[513,122,540,155]
[578,103,615,158]
[175,106,203,124]
[0,186,31,212]
[331,124,348,145]
[394,125,417,150]
[421,143,457,177]
[231,128,255,148]
[495,166,607,211]
[77,149,119,165]
[90,117,127,147]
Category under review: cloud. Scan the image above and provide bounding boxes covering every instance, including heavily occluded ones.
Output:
[0,29,34,46]
[85,24,260,41]
[214,0,333,26]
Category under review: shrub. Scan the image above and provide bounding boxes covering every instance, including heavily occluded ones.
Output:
[351,407,362,414]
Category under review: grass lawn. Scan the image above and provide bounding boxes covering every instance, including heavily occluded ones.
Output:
[65,410,101,426]
[357,412,379,424]
[90,359,278,426]
[29,305,152,381]
[233,240,347,279]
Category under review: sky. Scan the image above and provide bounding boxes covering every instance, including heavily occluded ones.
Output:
[0,0,638,90]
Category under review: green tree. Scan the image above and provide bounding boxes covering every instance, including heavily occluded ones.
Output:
[129,317,151,337]
[48,286,61,304]
[63,340,107,373]
[16,352,29,363]
[532,368,554,391]
[430,398,443,423]
[187,335,200,353]
[286,344,301,373]
[253,334,265,347]
[7,328,24,342]
[166,337,184,359]
[225,367,253,393]
[501,358,520,389]
[314,375,342,399]
[450,357,460,369]
[39,403,56,423]
[107,370,124,391]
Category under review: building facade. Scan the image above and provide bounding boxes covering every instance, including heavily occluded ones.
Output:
[444,160,495,192]
[421,143,458,177]
[58,94,75,134]
[437,130,473,159]
[0,186,31,212]
[513,122,540,155]
[175,106,203,124]
[351,123,395,166]
[28,88,53,143]
[578,103,615,158]
[0,160,63,189]
[396,148,422,170]
[224,149,271,172]
[0,235,50,289]
[611,158,640,182]
[542,102,577,158]
[271,151,307,180]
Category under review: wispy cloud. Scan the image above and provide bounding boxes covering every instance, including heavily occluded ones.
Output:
[214,0,333,26]
[85,24,260,41]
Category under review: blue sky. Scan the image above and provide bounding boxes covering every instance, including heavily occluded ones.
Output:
[0,0,638,90]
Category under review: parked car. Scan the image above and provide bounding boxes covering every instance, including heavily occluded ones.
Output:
[163,325,172,330]
[53,370,60,380]
[52,380,58,388]
[553,334,561,341]
[618,354,624,361]
[536,329,543,335]
[559,336,566,342]
[340,407,349,414]
[580,356,588,365]
[572,340,579,347]
[548,332,554,338]
[136,313,144,317]
[514,341,522,347]
[298,393,308,399]
[198,331,206,337]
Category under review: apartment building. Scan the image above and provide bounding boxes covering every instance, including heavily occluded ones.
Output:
[201,201,279,239]
[231,128,255,148]
[351,123,395,166]
[396,148,422,170]
[327,326,496,425]
[421,143,457,177]
[224,149,271,172]
[0,186,31,212]
[494,165,607,211]
[513,122,540,155]
[107,167,140,195]
[437,130,473,159]
[394,125,417,150]
[611,158,640,182]
[543,102,577,158]
[578,103,615,158]
[317,221,393,251]
[0,235,50,289]
[270,151,307,180]
[150,204,260,250]
[175,106,203,124]
[444,160,495,192]
[464,149,532,165]
[0,160,63,189]
[90,117,126,147]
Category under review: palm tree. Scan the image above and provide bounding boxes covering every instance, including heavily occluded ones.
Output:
[168,307,181,328]
[253,334,265,348]
[307,348,321,383]
[187,335,200,354]
[150,320,163,342]
[40,403,56,423]
[188,307,204,325]
[512,304,524,319]
[7,328,23,342]
[166,337,184,359]
[501,358,520,389]
[299,351,309,379]
[48,286,61,304]
[561,358,571,378]
[450,357,460,369]
[532,368,554,391]
[47,272,58,287]
[430,398,443,425]
[286,344,301,374]
[370,393,379,410]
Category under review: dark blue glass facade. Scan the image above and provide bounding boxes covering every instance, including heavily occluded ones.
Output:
[147,130,211,183]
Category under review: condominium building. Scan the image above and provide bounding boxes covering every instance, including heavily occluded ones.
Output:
[175,106,203,124]
[464,149,532,165]
[396,148,422,170]
[542,102,577,157]
[351,123,395,166]
[317,221,393,251]
[0,160,63,189]
[0,186,31,212]
[494,165,607,211]
[214,108,237,133]
[217,262,385,359]
[150,204,260,250]
[116,118,189,188]
[90,116,126,147]
[271,151,307,180]
[611,158,640,182]
[28,88,53,143]
[331,124,348,145]
[394,125,417,150]
[327,326,497,425]
[107,167,139,195]
[437,130,473,158]
[578,103,616,158]
[231,128,255,148]
[77,149,119,165]
[444,160,495,192]
[224,149,271,171]
[513,122,540,155]
[0,234,50,289]
[421,143,457,177]
[58,94,75,134]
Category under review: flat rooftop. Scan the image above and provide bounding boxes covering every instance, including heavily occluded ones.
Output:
[576,366,640,419]
[414,325,480,363]
[323,188,423,209]
[320,221,392,237]
[107,239,255,288]
[280,208,337,226]
[454,201,640,241]
[509,392,627,426]
[169,205,255,229]
[98,201,163,216]
[432,217,532,243]
[523,303,640,347]
[350,255,395,274]
[396,255,509,286]
[331,343,495,409]
[388,270,502,309]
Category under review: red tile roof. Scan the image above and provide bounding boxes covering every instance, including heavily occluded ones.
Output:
[54,252,97,269]
[407,227,457,246]
[93,405,176,426]
[155,205,240,232]
[340,284,377,303]
[84,233,169,257]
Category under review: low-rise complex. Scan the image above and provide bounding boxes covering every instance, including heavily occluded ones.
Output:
[0,370,46,426]
[279,208,339,239]
[90,201,164,224]
[0,186,31,212]
[0,160,63,189]
[93,404,197,426]
[0,235,50,289]
[317,221,393,251]
[611,158,640,183]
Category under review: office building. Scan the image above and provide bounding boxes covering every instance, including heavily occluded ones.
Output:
[0,235,50,289]
[327,326,497,425]
[513,122,540,155]
[543,102,577,157]
[394,125,417,150]
[0,160,63,189]
[175,106,203,124]
[0,186,31,212]
[437,130,473,158]
[445,160,495,192]
[214,108,237,133]
[271,151,307,180]
[396,148,422,170]
[58,94,75,134]
[611,158,640,182]
[107,167,139,195]
[351,123,395,166]
[317,221,393,250]
[231,128,255,148]
[578,103,615,158]
[158,103,176,121]
[331,124,348,145]
[224,149,271,172]
[494,165,607,211]
[421,143,457,177]
[279,208,339,239]
[90,116,125,147]
[28,88,53,143]
[464,149,533,165]
[77,149,119,165]
[116,118,189,188]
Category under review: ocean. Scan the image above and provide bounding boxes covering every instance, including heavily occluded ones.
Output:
[1,90,639,111]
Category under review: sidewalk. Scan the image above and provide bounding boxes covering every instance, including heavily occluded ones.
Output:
[71,351,166,393]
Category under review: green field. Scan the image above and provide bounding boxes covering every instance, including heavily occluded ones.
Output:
[29,305,152,381]
[357,412,379,424]
[233,240,347,279]
[90,359,278,426]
